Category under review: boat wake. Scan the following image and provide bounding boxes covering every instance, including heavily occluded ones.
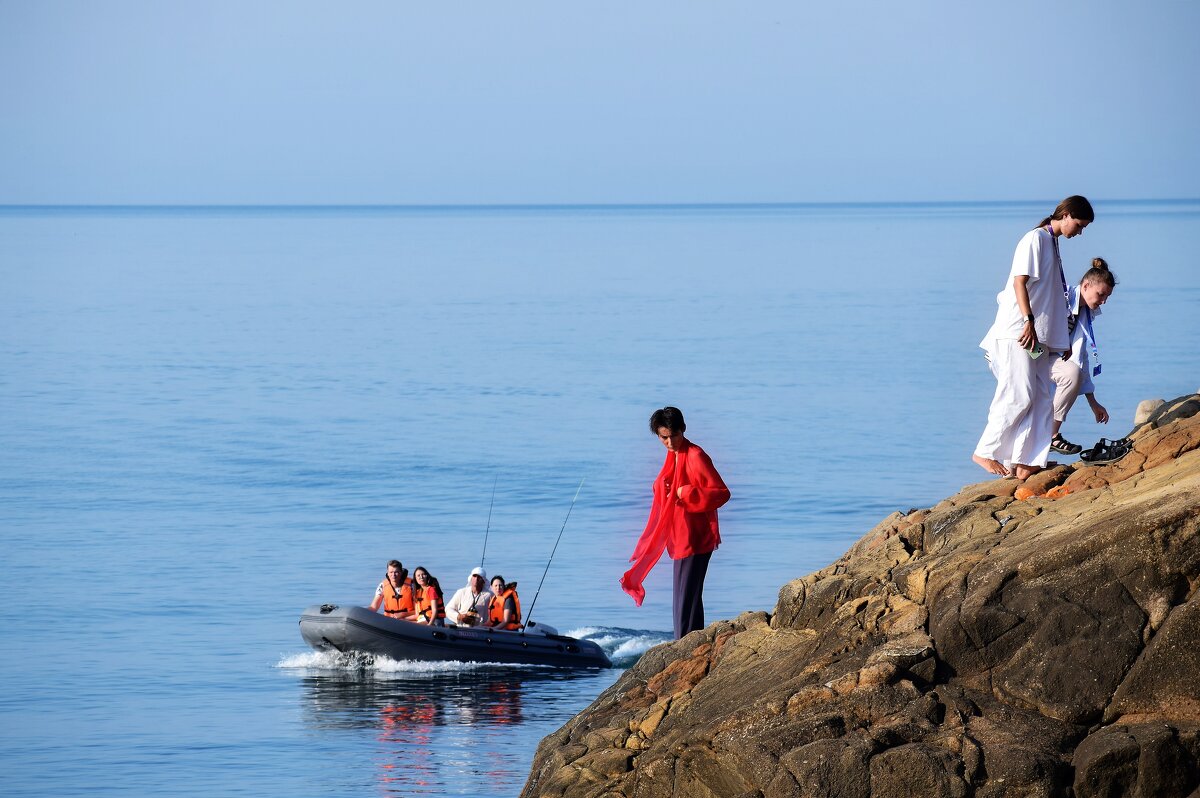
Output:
[566,626,672,668]
[276,649,535,675]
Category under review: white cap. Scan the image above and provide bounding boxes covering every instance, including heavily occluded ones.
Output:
[470,567,486,579]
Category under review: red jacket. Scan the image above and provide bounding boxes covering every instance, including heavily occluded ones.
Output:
[620,440,730,606]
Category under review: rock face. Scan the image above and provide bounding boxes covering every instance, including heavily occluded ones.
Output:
[522,394,1200,798]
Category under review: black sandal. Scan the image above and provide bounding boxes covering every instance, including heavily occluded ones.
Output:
[1050,433,1084,455]
[1080,439,1131,464]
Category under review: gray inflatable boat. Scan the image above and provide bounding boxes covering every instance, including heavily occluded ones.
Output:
[299,604,612,669]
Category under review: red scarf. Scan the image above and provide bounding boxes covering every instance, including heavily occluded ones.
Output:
[620,441,729,605]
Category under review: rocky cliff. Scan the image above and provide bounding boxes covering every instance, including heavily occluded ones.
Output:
[523,394,1200,798]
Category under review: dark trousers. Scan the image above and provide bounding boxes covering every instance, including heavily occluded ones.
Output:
[672,551,712,639]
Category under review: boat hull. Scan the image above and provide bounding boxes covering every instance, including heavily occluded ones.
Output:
[299,604,611,669]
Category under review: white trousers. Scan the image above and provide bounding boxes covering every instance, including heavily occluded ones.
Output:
[975,339,1055,468]
[1051,358,1085,423]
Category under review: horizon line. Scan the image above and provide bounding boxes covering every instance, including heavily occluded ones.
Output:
[2,197,1198,212]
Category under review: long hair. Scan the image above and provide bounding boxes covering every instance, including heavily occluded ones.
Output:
[1037,195,1094,228]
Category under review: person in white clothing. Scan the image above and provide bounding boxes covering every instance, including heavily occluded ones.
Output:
[444,566,493,626]
[973,195,1094,480]
[1049,258,1117,455]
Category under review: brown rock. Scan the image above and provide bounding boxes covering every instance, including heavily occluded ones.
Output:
[1108,592,1200,723]
[1073,723,1200,798]
[521,394,1200,798]
[646,644,711,698]
[869,743,970,797]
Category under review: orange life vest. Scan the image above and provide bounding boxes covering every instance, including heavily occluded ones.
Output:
[381,578,415,616]
[488,586,522,631]
[416,585,446,622]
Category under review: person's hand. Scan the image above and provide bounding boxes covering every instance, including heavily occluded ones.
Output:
[1090,400,1109,424]
[676,486,685,500]
[1018,320,1039,351]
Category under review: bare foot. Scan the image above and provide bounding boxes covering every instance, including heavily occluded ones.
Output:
[973,454,1011,477]
[1014,463,1043,480]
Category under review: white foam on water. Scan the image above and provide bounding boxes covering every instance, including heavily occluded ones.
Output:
[611,634,665,661]
[277,650,341,669]
[565,626,672,666]
[370,655,535,674]
[565,625,602,639]
[275,649,546,675]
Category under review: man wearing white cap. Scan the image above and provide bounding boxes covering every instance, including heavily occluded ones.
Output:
[445,566,493,626]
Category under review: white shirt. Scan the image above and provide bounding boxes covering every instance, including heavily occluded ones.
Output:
[445,586,494,623]
[1062,284,1103,395]
[982,227,1070,352]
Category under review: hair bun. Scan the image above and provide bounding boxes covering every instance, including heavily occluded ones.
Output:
[1091,257,1110,271]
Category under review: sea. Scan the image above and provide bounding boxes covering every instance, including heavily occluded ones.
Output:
[2,200,1198,796]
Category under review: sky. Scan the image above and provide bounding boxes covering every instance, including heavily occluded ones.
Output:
[2,0,1198,205]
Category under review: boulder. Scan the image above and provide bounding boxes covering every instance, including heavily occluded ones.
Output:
[1134,398,1165,425]
[1145,395,1200,429]
[522,395,1200,797]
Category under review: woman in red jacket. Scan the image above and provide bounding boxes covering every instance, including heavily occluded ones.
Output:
[621,407,731,639]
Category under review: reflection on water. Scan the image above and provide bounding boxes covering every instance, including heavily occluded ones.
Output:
[298,664,618,794]
[378,698,443,791]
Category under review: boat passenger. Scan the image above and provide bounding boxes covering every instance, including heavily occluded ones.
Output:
[369,559,416,620]
[445,567,493,627]
[487,575,522,631]
[413,566,447,627]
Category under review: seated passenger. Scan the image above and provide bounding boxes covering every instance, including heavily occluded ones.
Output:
[487,575,522,631]
[413,566,446,627]
[368,559,416,621]
[445,567,493,627]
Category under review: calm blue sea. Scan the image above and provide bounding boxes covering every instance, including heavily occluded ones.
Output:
[2,201,1198,796]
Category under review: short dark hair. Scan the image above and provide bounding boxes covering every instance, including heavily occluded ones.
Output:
[649,406,686,435]
[387,559,403,570]
[491,574,504,586]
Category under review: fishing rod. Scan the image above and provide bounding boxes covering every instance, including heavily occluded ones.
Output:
[480,474,498,572]
[522,477,584,634]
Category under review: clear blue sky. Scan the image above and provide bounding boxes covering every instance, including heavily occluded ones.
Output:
[2,1,1197,205]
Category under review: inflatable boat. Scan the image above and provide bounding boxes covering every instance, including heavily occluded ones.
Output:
[299,604,612,669]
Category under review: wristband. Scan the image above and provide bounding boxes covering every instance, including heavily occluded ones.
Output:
[1025,314,1035,323]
